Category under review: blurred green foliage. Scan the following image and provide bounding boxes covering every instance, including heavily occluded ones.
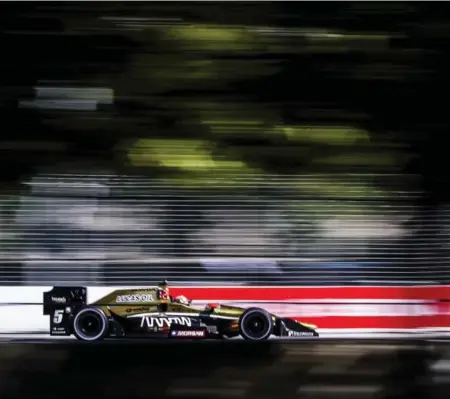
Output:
[2,2,443,199]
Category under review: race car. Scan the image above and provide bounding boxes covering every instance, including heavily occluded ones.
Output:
[43,280,319,341]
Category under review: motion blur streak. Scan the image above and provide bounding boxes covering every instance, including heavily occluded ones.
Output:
[0,340,444,399]
[0,3,450,287]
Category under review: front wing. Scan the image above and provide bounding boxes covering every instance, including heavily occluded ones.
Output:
[277,318,319,338]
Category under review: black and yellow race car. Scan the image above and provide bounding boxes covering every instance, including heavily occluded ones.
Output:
[43,281,319,341]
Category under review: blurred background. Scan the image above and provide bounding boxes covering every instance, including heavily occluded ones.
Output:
[1,2,450,287]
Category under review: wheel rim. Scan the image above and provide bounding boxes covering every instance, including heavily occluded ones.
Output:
[241,312,271,339]
[77,313,103,337]
[73,309,107,340]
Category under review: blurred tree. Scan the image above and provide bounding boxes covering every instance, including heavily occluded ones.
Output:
[0,1,448,201]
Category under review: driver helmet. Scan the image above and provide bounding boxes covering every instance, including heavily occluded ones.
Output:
[174,295,190,306]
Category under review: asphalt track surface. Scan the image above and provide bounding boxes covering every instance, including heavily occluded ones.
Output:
[0,335,448,399]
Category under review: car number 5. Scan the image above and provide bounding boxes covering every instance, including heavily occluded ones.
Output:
[53,309,64,324]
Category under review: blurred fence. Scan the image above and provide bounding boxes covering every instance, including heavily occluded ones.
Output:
[0,172,449,286]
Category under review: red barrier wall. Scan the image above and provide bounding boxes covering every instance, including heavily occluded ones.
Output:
[170,286,450,329]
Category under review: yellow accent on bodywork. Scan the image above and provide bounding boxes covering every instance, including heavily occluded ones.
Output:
[299,322,317,329]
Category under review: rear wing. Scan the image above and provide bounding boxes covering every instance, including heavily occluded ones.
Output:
[43,286,87,315]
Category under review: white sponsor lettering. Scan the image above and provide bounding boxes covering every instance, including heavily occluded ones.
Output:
[52,297,67,304]
[51,326,67,335]
[140,316,193,328]
[287,330,315,337]
[116,294,154,303]
[172,330,205,337]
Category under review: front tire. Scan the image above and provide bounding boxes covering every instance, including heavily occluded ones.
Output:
[73,307,109,341]
[238,307,274,341]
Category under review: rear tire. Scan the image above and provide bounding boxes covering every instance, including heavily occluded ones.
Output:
[73,307,109,341]
[238,307,274,341]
